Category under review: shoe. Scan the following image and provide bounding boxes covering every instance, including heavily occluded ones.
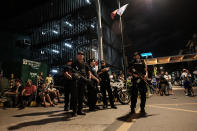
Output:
[64,107,69,111]
[19,105,25,109]
[140,109,146,114]
[89,108,96,111]
[103,105,108,109]
[72,112,77,117]
[130,109,136,115]
[111,106,117,109]
[77,111,86,115]
[50,104,55,107]
[95,106,100,110]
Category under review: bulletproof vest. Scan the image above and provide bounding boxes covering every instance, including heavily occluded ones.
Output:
[131,59,146,75]
[73,60,87,77]
[99,66,110,82]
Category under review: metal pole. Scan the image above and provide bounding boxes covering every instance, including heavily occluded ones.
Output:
[118,0,127,79]
[96,0,103,61]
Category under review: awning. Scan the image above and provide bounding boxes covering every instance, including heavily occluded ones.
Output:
[145,53,197,65]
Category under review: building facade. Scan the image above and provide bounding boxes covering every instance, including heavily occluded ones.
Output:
[15,0,122,71]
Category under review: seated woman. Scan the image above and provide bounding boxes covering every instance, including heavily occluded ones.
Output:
[47,83,61,104]
[21,79,37,107]
[5,79,24,107]
[39,83,55,107]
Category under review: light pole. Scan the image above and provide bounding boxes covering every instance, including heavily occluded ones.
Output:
[118,0,127,79]
[95,0,104,61]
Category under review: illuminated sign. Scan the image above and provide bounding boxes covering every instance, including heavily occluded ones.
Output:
[141,52,152,57]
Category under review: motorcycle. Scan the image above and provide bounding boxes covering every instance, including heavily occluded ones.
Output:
[83,79,131,106]
[110,79,130,104]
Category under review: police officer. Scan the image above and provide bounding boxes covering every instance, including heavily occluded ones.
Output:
[71,51,91,116]
[128,52,148,114]
[63,59,73,111]
[98,60,117,109]
[87,59,100,111]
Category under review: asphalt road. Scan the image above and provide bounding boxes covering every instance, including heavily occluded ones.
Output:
[0,87,196,131]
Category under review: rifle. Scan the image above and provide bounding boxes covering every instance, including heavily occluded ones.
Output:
[131,69,153,89]
[65,65,94,87]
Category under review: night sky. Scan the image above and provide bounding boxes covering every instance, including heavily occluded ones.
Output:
[122,0,197,57]
[0,0,197,58]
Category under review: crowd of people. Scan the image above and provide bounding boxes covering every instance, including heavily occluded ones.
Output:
[1,51,195,116]
[4,73,61,108]
[147,68,195,97]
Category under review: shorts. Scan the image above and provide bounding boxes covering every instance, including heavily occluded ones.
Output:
[152,83,157,88]
[183,81,192,89]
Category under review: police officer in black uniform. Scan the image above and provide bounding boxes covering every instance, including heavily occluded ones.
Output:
[63,59,73,111]
[87,59,100,111]
[97,60,117,109]
[71,51,91,116]
[128,52,148,114]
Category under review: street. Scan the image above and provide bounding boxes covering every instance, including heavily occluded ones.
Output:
[0,87,197,131]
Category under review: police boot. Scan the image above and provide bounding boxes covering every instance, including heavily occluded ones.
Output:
[140,108,146,115]
[71,112,77,117]
[130,109,136,115]
[77,110,86,115]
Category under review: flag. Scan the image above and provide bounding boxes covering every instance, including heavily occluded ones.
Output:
[111,4,128,19]
[117,4,128,16]
[111,9,118,19]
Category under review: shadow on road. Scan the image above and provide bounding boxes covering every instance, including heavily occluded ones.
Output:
[13,110,62,117]
[117,112,157,122]
[8,112,72,130]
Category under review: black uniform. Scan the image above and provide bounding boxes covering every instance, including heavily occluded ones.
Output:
[129,59,147,112]
[63,65,73,111]
[98,66,115,108]
[71,60,89,114]
[87,66,99,110]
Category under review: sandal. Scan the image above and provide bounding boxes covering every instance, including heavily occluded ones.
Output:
[50,104,55,107]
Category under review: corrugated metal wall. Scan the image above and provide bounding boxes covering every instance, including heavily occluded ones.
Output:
[27,0,122,71]
[30,0,97,68]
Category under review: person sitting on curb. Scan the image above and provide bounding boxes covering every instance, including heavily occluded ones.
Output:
[39,83,55,107]
[47,83,61,104]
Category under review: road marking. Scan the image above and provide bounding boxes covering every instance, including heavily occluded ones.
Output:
[116,108,140,131]
[147,103,197,106]
[147,105,197,113]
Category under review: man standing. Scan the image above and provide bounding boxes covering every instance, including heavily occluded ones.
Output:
[87,59,100,111]
[97,60,117,109]
[63,59,73,111]
[164,72,174,95]
[128,52,148,114]
[71,51,90,116]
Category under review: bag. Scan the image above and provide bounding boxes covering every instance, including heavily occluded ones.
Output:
[30,101,37,107]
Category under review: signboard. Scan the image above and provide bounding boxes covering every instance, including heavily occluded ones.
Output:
[140,52,153,57]
[21,59,48,86]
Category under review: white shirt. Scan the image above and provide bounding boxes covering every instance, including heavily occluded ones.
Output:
[164,74,171,82]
